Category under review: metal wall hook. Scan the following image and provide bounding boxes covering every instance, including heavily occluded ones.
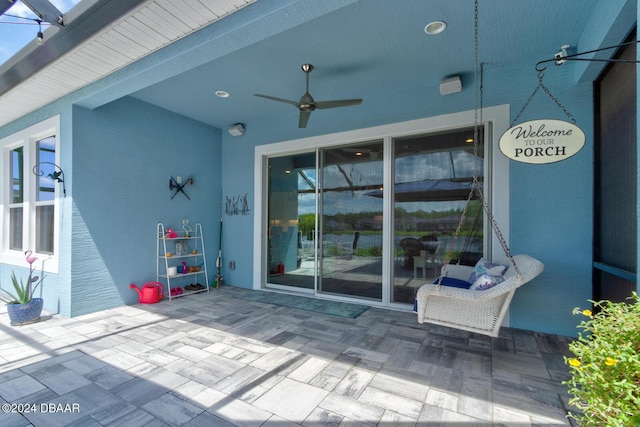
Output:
[535,40,640,72]
[32,162,66,197]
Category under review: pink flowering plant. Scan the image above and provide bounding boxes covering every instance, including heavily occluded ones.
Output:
[0,251,45,305]
[563,292,640,427]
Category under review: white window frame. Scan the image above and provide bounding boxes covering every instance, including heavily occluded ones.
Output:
[1,116,60,274]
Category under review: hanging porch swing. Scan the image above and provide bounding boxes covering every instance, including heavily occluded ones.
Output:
[414,0,544,337]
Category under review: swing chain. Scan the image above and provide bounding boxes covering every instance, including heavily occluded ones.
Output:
[438,0,521,286]
[438,0,482,285]
[477,188,521,278]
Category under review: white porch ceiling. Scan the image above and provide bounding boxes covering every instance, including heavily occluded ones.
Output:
[0,0,254,128]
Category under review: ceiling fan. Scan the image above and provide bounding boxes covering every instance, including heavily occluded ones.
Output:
[254,64,362,128]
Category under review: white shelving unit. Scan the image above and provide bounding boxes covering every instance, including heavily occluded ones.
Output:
[157,223,209,300]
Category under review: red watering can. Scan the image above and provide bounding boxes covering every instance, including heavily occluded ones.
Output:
[130,282,164,304]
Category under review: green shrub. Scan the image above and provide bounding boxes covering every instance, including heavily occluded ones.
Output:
[563,292,640,427]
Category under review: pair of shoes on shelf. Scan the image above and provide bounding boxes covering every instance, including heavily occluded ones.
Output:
[170,287,183,297]
[185,283,205,291]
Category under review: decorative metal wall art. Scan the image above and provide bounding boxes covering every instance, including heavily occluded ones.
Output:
[225,193,250,216]
[32,162,66,197]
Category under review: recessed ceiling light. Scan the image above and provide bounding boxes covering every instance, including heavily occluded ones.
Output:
[215,90,230,98]
[424,20,447,35]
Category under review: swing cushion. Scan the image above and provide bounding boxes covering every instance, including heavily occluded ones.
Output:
[468,258,507,282]
[433,277,473,289]
[468,258,507,291]
[470,273,504,291]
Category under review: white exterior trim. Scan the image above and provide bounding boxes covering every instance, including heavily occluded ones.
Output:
[1,115,61,274]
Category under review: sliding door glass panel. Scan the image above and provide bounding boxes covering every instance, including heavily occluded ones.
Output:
[319,141,383,301]
[392,127,484,304]
[267,153,316,290]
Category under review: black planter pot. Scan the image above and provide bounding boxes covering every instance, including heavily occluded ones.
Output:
[6,298,44,326]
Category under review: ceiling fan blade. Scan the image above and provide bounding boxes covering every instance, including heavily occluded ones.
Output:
[315,99,363,109]
[299,111,311,128]
[254,94,300,107]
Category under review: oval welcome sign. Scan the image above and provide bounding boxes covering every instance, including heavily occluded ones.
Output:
[499,119,585,164]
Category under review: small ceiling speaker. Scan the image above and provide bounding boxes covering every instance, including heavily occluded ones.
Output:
[440,76,462,96]
[228,123,245,136]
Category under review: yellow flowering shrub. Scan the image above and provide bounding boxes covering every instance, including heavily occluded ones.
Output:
[564,292,640,427]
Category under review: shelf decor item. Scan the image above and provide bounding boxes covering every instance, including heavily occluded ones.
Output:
[157,223,209,300]
[0,250,46,326]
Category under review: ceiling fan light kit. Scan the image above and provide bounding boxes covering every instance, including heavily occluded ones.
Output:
[254,64,363,128]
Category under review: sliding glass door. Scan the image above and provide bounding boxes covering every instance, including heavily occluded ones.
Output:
[266,153,316,291]
[391,127,484,304]
[318,141,384,301]
[263,123,488,307]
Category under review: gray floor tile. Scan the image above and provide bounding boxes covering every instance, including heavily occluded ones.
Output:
[254,378,329,422]
[38,369,92,395]
[183,411,237,427]
[142,393,204,425]
[333,367,375,398]
[0,287,575,427]
[319,392,385,424]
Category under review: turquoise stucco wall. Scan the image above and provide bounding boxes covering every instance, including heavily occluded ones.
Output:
[0,97,221,318]
[508,81,594,336]
[70,97,221,316]
[0,103,74,316]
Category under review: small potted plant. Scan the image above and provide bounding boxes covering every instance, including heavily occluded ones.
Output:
[0,251,46,326]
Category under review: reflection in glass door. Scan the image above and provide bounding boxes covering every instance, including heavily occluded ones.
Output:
[391,127,484,304]
[318,141,383,301]
[264,126,486,307]
[266,153,316,291]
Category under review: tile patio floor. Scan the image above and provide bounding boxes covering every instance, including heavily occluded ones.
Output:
[0,286,576,426]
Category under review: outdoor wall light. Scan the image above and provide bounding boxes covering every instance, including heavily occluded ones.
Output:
[228,123,245,136]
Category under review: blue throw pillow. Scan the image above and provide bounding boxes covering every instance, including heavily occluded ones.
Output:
[468,258,507,283]
[470,273,504,291]
[433,277,472,289]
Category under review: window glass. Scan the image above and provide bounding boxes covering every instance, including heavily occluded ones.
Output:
[10,147,23,204]
[36,136,56,202]
[9,207,23,251]
[9,147,24,250]
[35,136,56,254]
[36,205,55,254]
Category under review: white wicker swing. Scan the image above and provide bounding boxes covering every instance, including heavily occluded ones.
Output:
[415,255,544,337]
[414,0,544,337]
